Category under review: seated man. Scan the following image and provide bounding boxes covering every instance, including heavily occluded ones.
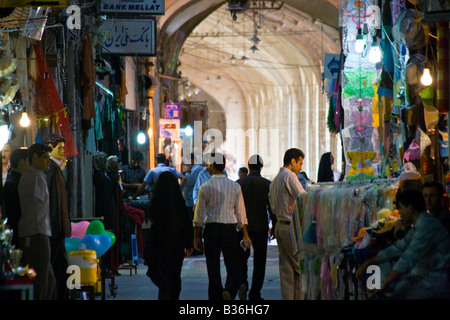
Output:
[422,181,450,233]
[356,189,450,299]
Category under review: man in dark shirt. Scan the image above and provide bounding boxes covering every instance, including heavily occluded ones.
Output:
[422,181,450,233]
[2,148,28,247]
[237,155,276,300]
[44,134,71,300]
[121,150,147,198]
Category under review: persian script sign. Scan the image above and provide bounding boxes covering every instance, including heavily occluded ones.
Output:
[102,19,156,56]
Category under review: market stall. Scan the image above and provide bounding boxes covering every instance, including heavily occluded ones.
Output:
[325,0,449,182]
[292,0,449,300]
[291,179,399,299]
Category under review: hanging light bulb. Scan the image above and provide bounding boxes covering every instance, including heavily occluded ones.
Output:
[368,37,382,63]
[230,55,236,64]
[185,125,193,137]
[147,127,153,139]
[355,28,365,53]
[20,112,30,127]
[241,55,248,64]
[421,68,433,86]
[137,131,146,144]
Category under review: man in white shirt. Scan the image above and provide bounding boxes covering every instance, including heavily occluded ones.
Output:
[268,148,306,300]
[193,153,251,300]
[18,143,57,300]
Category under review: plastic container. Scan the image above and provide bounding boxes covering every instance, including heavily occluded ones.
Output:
[68,250,99,286]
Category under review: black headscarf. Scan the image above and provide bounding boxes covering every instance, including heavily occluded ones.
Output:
[317,152,334,182]
[144,171,193,295]
[146,171,193,251]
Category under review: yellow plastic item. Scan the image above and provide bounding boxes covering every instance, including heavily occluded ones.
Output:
[69,250,99,286]
[347,150,376,176]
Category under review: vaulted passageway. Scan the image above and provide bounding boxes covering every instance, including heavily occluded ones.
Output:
[157,1,342,180]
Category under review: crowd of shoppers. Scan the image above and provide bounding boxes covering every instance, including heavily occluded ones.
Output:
[2,140,449,301]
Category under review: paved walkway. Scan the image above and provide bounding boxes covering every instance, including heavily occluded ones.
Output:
[104,242,281,300]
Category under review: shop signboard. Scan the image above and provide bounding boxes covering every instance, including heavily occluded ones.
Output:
[324,53,340,79]
[163,103,181,119]
[159,119,180,139]
[100,0,165,15]
[101,19,156,56]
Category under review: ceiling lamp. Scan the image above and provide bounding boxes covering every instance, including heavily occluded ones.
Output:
[250,34,260,45]
[230,55,236,64]
[241,55,248,64]
[250,44,259,53]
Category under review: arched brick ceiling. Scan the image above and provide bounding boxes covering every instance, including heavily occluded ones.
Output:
[157,0,342,179]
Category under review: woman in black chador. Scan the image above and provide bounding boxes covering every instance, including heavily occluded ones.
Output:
[144,171,193,300]
[317,152,335,183]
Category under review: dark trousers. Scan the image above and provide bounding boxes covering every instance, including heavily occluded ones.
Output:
[203,223,242,300]
[240,231,268,300]
[19,234,57,300]
[146,250,185,300]
[187,206,203,255]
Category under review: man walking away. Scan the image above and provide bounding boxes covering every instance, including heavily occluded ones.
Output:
[237,155,276,300]
[193,153,251,300]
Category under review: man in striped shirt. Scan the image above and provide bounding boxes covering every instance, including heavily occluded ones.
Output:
[268,148,306,300]
[193,153,251,300]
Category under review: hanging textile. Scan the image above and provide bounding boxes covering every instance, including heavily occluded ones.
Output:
[291,179,399,300]
[81,33,97,130]
[31,43,78,158]
[436,22,449,114]
[340,0,381,178]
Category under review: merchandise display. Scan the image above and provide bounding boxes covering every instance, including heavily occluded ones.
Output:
[291,179,399,300]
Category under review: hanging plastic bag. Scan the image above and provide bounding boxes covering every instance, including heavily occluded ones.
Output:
[302,217,318,244]
[392,8,427,50]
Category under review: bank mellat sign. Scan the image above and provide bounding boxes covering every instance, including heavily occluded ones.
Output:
[100,0,164,15]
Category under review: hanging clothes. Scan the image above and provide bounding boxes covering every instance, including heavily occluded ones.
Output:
[81,33,97,130]
[32,44,78,158]
[291,179,399,300]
